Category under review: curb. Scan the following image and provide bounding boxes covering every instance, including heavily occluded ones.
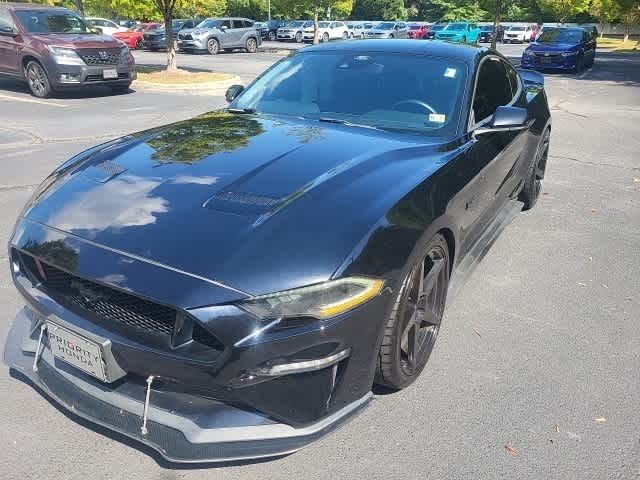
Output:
[132,74,241,95]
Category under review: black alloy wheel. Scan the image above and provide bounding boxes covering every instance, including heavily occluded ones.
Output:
[207,38,219,55]
[25,60,52,98]
[520,127,550,210]
[376,234,450,390]
[246,37,258,53]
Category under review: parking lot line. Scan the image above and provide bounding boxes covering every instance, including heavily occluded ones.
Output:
[0,92,66,107]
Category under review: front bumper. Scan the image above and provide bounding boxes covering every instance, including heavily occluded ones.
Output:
[276,32,297,40]
[521,54,577,70]
[142,39,167,49]
[177,37,208,51]
[43,61,135,89]
[5,310,371,463]
[4,219,389,462]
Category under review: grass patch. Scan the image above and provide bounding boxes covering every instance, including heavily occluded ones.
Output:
[136,65,234,84]
[597,37,640,52]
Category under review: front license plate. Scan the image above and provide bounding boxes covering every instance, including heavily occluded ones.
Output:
[47,323,107,381]
[103,68,118,79]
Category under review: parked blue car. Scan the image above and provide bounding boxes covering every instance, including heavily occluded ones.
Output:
[521,27,596,72]
[435,22,481,44]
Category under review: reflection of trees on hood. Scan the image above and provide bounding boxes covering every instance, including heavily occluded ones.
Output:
[23,239,79,272]
[147,112,264,164]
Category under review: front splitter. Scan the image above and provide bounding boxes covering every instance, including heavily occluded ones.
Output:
[4,309,372,464]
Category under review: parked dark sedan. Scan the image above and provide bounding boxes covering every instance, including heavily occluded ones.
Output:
[261,19,287,41]
[142,18,196,50]
[424,23,445,39]
[5,40,551,463]
[478,24,504,43]
[521,26,596,72]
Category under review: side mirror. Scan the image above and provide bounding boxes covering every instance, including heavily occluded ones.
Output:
[225,84,244,103]
[474,106,529,136]
[0,27,18,37]
[221,25,228,31]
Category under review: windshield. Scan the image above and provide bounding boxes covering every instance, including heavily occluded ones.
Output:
[446,23,466,30]
[376,22,395,30]
[231,52,466,136]
[481,25,493,31]
[318,22,330,28]
[289,21,304,27]
[509,26,525,31]
[197,19,222,29]
[537,29,583,43]
[15,10,91,34]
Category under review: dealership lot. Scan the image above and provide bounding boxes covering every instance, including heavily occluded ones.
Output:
[1,43,639,480]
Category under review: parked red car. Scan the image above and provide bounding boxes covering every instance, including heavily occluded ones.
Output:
[407,23,428,39]
[113,23,160,49]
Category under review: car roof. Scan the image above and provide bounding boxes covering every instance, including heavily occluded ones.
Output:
[302,39,486,65]
[2,2,70,11]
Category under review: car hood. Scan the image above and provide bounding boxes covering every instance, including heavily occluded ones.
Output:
[31,34,122,48]
[23,112,448,296]
[528,42,579,52]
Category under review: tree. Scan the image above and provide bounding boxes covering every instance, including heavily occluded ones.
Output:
[152,0,179,71]
[351,0,407,20]
[615,0,640,41]
[592,0,618,37]
[537,0,590,23]
[479,0,504,49]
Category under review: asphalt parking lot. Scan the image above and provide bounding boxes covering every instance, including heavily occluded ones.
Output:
[1,42,639,480]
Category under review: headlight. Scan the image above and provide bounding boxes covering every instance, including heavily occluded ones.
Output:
[238,277,384,320]
[119,46,129,62]
[561,51,578,57]
[48,46,85,66]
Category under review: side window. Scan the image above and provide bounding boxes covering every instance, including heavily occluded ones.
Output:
[0,9,15,33]
[504,61,520,98]
[473,58,513,123]
[245,20,254,28]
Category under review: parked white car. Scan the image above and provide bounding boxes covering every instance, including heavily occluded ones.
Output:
[85,17,128,36]
[277,20,313,42]
[503,24,532,43]
[303,21,350,42]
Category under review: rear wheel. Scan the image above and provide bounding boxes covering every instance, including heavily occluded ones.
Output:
[375,234,450,390]
[207,38,219,55]
[25,60,52,98]
[342,31,348,40]
[295,31,302,43]
[246,37,258,53]
[135,38,143,49]
[520,127,550,210]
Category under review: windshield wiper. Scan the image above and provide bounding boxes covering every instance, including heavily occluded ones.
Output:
[318,117,382,131]
[227,107,257,114]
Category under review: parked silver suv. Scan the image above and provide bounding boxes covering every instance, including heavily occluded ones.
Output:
[177,17,261,55]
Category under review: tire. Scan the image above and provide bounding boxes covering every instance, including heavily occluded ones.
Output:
[25,60,52,98]
[342,31,348,40]
[110,83,131,94]
[520,127,550,210]
[246,37,258,53]
[322,32,329,42]
[207,38,219,55]
[389,34,394,39]
[572,53,584,73]
[295,32,302,43]
[135,38,143,49]
[375,234,450,390]
[268,31,276,41]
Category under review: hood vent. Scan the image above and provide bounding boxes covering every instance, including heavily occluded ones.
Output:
[204,190,283,215]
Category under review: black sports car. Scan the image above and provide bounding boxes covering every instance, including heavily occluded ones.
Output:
[4,40,551,463]
[479,24,505,43]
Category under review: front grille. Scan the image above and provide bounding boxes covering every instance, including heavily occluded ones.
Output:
[16,251,223,350]
[179,33,193,40]
[76,48,120,65]
[86,73,129,82]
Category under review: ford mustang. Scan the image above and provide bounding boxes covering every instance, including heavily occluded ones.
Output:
[4,40,551,463]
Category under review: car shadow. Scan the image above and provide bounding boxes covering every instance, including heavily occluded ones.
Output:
[10,368,293,469]
[0,77,135,99]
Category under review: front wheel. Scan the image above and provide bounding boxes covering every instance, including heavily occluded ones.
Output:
[207,38,219,55]
[520,127,550,210]
[295,32,302,43]
[246,37,258,53]
[342,31,348,40]
[322,32,329,42]
[375,234,450,390]
[25,60,52,98]
[572,53,584,73]
[268,31,276,41]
